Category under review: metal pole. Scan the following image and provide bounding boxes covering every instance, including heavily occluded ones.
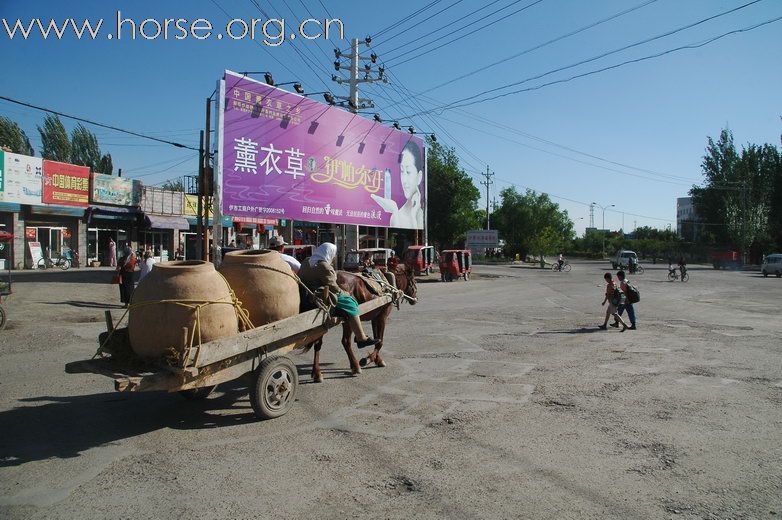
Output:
[203,97,212,261]
[349,38,359,113]
[196,130,204,261]
[602,207,606,258]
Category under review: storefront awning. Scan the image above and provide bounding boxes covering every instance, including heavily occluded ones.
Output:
[30,205,85,217]
[84,205,148,227]
[147,214,190,230]
[0,202,22,213]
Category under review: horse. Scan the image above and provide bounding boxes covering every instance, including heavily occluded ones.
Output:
[307,264,417,383]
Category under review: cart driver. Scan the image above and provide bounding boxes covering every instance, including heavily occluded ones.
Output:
[268,236,300,274]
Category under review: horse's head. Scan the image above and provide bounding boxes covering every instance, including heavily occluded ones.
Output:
[395,264,418,305]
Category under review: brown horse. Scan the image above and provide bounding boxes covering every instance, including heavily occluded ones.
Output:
[308,264,417,383]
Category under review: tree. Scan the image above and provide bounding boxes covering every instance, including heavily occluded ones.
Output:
[37,114,71,162]
[161,178,185,192]
[425,138,481,249]
[97,153,113,175]
[492,187,574,260]
[0,116,34,155]
[690,128,780,257]
[70,123,102,171]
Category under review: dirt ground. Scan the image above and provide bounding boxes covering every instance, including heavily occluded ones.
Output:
[0,261,780,519]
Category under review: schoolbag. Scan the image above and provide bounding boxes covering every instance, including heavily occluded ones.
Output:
[626,282,640,304]
[610,286,624,306]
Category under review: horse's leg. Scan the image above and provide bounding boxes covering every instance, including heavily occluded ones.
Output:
[360,316,380,367]
[311,339,323,383]
[341,322,361,376]
[371,308,391,368]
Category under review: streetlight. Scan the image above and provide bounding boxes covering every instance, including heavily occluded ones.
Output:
[592,202,615,258]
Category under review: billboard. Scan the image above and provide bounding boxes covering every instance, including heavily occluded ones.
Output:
[42,160,90,206]
[91,173,142,206]
[1,152,43,205]
[466,229,499,247]
[219,70,426,229]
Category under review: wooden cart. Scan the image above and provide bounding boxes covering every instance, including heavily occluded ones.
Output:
[66,295,392,419]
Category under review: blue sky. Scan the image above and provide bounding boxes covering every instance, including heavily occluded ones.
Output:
[1,0,780,234]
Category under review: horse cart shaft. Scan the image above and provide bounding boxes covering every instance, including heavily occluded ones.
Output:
[65,294,394,419]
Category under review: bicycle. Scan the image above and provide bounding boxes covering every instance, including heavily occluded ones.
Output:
[37,250,72,270]
[551,261,572,272]
[628,264,645,275]
[667,268,689,282]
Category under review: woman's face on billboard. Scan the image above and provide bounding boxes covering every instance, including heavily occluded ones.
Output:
[400,149,422,200]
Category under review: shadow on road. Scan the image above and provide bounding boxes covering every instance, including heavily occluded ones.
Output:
[8,269,124,285]
[39,300,125,309]
[533,327,603,334]
[0,380,266,466]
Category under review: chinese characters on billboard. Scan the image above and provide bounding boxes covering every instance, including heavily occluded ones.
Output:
[42,160,90,207]
[219,71,426,229]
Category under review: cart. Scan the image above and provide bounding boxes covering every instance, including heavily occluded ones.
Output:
[439,249,472,282]
[65,294,392,419]
[0,230,12,330]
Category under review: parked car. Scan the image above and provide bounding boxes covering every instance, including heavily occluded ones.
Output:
[611,250,638,270]
[761,254,782,278]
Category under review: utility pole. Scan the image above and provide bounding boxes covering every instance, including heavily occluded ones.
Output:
[196,130,204,260]
[203,97,212,261]
[332,37,386,262]
[480,166,494,230]
[589,203,595,228]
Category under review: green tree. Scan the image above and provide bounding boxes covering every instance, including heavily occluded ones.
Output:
[161,178,185,191]
[97,153,113,175]
[493,187,574,259]
[37,114,71,162]
[70,123,102,171]
[0,116,34,155]
[690,128,780,256]
[426,138,481,249]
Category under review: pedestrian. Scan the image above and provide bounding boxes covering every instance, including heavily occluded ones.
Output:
[297,242,379,349]
[117,243,137,308]
[108,237,117,267]
[598,272,629,331]
[138,250,155,282]
[268,235,300,274]
[612,270,637,330]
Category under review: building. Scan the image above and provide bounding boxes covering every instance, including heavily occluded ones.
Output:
[676,197,700,241]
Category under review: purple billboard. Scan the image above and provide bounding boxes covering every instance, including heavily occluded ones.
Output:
[219,71,426,229]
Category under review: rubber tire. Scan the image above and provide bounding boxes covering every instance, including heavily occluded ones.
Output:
[464,272,470,281]
[179,385,216,400]
[59,258,71,271]
[249,355,298,420]
[668,272,676,281]
[635,266,644,275]
[37,258,47,270]
[563,263,572,272]
[551,264,558,272]
[681,272,689,282]
[0,304,6,330]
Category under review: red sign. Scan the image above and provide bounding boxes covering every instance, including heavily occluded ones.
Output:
[25,228,37,240]
[42,160,90,206]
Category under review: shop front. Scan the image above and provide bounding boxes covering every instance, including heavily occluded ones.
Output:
[23,205,83,268]
[143,214,189,262]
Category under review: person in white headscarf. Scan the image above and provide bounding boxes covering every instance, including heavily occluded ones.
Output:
[297,242,379,349]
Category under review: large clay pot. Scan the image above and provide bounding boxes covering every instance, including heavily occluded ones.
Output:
[129,260,239,359]
[219,249,300,328]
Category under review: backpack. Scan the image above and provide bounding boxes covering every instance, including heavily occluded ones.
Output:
[626,282,640,304]
[610,286,624,306]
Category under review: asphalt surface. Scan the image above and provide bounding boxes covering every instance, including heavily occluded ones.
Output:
[0,261,780,519]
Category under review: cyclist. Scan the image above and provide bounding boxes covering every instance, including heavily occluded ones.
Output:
[677,256,687,282]
[556,252,564,271]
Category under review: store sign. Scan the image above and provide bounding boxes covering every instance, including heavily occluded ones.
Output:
[231,216,277,226]
[42,160,90,206]
[25,228,37,240]
[466,229,499,247]
[28,241,43,267]
[91,173,142,206]
[183,194,214,217]
[1,152,43,205]
[219,70,426,230]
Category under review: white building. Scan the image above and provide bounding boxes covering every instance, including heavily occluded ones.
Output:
[676,197,699,240]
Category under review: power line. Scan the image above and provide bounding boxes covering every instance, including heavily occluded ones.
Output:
[385,0,546,66]
[372,0,467,48]
[370,0,445,40]
[399,0,768,115]
[0,95,199,151]
[420,0,659,95]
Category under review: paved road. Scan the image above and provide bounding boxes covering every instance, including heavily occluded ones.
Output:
[0,261,780,519]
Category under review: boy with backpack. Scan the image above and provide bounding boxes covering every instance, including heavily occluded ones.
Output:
[612,270,639,330]
[598,273,629,331]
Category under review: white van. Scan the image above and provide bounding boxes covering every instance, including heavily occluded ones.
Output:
[761,254,782,278]
[612,250,638,269]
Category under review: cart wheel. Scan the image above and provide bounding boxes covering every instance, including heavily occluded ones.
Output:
[179,385,216,400]
[249,355,298,420]
[0,304,6,330]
